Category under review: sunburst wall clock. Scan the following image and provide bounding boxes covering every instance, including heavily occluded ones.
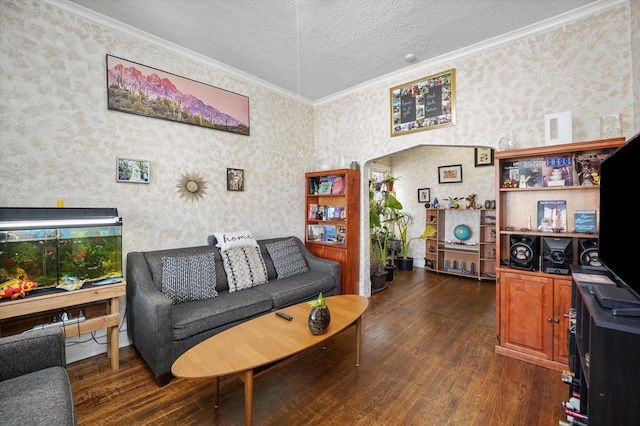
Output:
[177,172,207,201]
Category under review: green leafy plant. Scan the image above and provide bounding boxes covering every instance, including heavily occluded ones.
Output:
[308,292,326,308]
[369,180,403,274]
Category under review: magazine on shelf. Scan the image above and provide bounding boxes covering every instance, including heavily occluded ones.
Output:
[574,150,610,185]
[318,181,333,194]
[329,175,345,194]
[501,160,519,188]
[542,155,573,187]
[574,210,597,233]
[518,158,543,188]
[537,200,567,232]
[322,225,337,242]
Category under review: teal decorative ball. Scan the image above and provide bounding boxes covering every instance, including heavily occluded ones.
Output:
[453,224,471,241]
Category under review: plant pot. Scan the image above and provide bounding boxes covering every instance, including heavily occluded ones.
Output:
[395,257,414,271]
[385,265,395,282]
[371,272,386,289]
[308,306,331,335]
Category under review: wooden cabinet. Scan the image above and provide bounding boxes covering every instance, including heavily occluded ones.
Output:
[305,169,360,294]
[424,208,496,281]
[571,274,640,424]
[496,271,571,370]
[494,137,625,370]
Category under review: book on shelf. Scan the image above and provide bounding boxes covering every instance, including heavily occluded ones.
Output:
[572,272,615,286]
[542,155,573,187]
[308,203,318,220]
[574,150,610,185]
[574,210,597,233]
[518,158,543,188]
[501,160,519,187]
[537,200,567,232]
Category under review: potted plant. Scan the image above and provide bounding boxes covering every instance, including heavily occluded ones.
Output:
[369,180,402,289]
[307,293,330,335]
[395,209,437,271]
[380,172,400,192]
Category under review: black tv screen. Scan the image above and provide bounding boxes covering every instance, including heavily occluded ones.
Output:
[598,133,640,300]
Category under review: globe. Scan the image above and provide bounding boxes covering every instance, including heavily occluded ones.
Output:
[453,224,471,241]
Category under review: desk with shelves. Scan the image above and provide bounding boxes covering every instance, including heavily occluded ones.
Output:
[0,281,125,369]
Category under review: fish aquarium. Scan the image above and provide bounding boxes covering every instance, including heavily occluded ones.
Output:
[0,208,123,298]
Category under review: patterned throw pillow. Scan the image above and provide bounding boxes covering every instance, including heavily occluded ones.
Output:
[265,238,310,279]
[221,246,268,292]
[161,253,218,304]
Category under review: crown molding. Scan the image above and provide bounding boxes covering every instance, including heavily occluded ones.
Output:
[315,0,627,106]
[44,0,626,108]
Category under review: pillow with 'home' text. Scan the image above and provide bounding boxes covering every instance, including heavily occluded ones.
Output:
[213,230,258,251]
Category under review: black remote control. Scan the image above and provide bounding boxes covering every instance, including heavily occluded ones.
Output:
[275,311,293,321]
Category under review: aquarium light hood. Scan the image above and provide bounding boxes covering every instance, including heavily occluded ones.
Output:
[0,207,122,230]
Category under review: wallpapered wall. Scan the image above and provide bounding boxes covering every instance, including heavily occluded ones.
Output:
[0,0,636,360]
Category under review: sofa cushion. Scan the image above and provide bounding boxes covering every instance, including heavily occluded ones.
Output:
[161,253,217,304]
[172,289,273,341]
[221,246,268,292]
[265,238,310,279]
[0,366,76,426]
[213,229,258,251]
[253,271,336,309]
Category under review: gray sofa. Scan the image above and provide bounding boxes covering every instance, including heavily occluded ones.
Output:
[126,236,340,386]
[0,327,76,425]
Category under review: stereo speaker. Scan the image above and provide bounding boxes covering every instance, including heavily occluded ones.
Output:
[510,235,540,271]
[578,238,600,267]
[542,237,573,275]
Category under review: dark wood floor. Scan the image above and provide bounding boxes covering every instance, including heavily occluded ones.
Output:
[67,268,568,425]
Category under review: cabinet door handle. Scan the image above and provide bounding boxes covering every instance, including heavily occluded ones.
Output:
[547,317,553,323]
[554,318,560,323]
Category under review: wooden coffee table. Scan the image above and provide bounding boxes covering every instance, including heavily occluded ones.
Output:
[171,294,369,425]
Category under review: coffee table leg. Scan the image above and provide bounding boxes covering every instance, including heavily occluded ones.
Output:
[243,369,254,426]
[356,316,362,366]
[213,376,220,408]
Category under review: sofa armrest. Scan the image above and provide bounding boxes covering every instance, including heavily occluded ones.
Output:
[292,238,341,293]
[126,252,174,379]
[0,327,66,382]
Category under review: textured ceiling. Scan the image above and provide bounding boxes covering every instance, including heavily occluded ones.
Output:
[67,0,598,102]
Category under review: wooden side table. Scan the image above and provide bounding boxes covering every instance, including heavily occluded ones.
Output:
[0,281,126,369]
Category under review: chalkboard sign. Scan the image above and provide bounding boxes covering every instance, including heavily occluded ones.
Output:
[390,69,456,137]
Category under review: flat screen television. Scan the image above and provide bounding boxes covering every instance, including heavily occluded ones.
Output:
[598,132,640,314]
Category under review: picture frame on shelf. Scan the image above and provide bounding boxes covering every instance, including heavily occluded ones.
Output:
[117,158,150,183]
[227,168,244,191]
[390,68,456,137]
[438,164,463,184]
[417,188,431,203]
[474,147,494,167]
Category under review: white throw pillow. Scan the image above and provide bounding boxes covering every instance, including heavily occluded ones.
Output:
[213,229,258,251]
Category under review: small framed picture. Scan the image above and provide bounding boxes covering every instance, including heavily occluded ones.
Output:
[438,164,463,184]
[227,168,244,191]
[117,158,150,183]
[474,147,494,167]
[417,188,431,203]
